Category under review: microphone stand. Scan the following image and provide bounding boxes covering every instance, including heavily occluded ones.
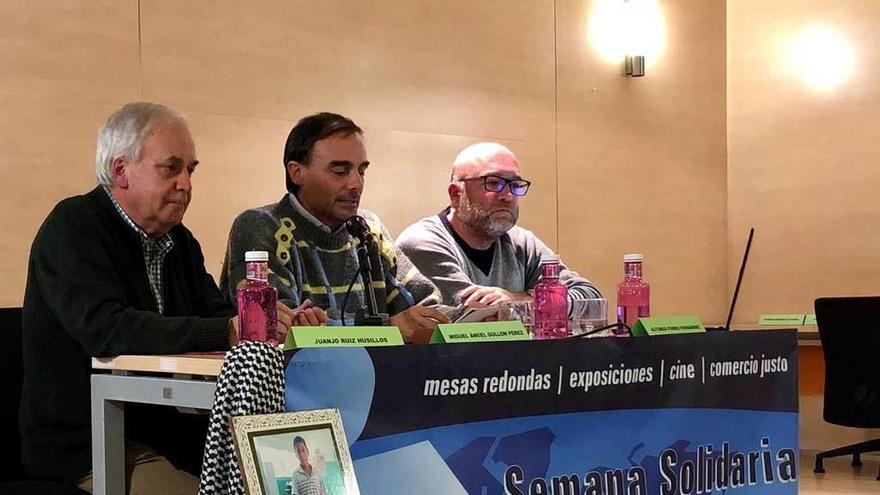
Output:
[354,236,389,326]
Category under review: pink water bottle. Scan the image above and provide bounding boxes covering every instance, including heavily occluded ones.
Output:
[617,253,650,332]
[236,251,279,344]
[533,256,570,339]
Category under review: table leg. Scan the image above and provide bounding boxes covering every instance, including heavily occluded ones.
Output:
[91,374,126,495]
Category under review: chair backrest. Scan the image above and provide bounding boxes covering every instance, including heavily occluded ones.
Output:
[814,297,880,428]
[0,481,90,495]
[0,306,91,493]
[0,307,24,481]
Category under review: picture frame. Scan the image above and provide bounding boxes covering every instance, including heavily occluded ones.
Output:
[231,408,360,495]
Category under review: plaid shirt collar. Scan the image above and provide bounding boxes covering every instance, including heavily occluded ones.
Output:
[103,187,165,240]
[103,187,174,313]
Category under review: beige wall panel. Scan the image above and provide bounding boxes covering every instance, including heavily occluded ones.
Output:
[728,1,880,321]
[360,132,557,243]
[0,0,140,306]
[0,95,120,306]
[0,1,139,104]
[2,1,560,305]
[556,0,728,319]
[139,0,560,277]
[180,112,293,276]
[359,131,480,236]
[138,0,556,142]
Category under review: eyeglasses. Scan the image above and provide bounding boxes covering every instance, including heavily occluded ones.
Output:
[457,175,531,196]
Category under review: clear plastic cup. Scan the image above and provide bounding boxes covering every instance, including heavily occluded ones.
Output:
[569,298,608,337]
[506,300,534,337]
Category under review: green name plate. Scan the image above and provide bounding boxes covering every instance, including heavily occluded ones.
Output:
[284,326,404,349]
[631,316,705,337]
[430,321,529,344]
[758,314,806,325]
[803,314,817,325]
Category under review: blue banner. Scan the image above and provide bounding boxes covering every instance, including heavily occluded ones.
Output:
[284,330,799,494]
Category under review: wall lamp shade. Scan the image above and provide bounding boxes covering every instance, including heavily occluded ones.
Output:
[787,25,855,91]
[588,0,663,78]
[625,54,645,77]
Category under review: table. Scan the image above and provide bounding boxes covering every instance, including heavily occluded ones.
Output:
[90,353,224,495]
[793,325,820,345]
[286,330,800,494]
[89,327,806,494]
[731,324,820,345]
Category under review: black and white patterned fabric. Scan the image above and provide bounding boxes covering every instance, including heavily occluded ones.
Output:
[199,341,286,494]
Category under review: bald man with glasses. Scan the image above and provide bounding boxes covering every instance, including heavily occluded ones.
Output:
[396,142,601,308]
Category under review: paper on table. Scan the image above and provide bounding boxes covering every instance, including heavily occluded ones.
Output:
[452,305,502,323]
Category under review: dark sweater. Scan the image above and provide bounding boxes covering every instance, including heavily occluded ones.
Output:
[19,186,234,484]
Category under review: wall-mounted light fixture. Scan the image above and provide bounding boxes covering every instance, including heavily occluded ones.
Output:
[786,24,855,92]
[623,0,646,77]
[625,54,645,77]
[588,0,664,78]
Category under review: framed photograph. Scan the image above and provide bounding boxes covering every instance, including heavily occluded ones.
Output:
[231,408,360,495]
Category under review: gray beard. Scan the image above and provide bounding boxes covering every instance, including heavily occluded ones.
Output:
[458,194,518,239]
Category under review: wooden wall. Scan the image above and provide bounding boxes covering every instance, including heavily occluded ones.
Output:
[0,1,727,322]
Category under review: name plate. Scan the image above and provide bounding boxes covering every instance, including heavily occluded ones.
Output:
[430,321,529,344]
[284,326,404,349]
[631,316,705,337]
[803,314,817,325]
[758,314,806,325]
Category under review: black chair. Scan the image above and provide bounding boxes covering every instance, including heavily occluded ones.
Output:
[813,297,880,480]
[0,307,24,483]
[0,307,88,494]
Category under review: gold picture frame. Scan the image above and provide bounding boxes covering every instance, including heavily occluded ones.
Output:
[231,408,360,495]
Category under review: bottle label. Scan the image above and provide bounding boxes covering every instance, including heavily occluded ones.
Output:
[246,261,269,283]
[624,261,643,279]
[540,261,561,280]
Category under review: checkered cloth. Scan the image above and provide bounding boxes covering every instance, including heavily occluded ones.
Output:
[198,342,286,494]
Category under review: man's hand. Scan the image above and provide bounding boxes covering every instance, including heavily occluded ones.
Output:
[229,300,326,346]
[459,285,530,308]
[290,299,327,327]
[273,301,295,343]
[390,306,451,344]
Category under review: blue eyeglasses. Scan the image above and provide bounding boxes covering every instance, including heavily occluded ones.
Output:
[458,175,531,196]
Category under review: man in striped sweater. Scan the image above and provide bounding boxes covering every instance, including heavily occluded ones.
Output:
[221,112,448,343]
[396,142,602,308]
[289,436,327,495]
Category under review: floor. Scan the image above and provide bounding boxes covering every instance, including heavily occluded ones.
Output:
[800,452,880,493]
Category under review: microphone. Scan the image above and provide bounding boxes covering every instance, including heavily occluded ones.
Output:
[344,216,388,325]
[344,215,371,243]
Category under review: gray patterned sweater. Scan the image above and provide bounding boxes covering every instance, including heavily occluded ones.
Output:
[396,212,602,306]
[221,194,440,320]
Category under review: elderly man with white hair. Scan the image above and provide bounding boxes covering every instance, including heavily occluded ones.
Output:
[396,142,601,308]
[19,102,293,493]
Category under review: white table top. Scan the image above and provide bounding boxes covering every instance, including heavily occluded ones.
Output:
[91,352,226,376]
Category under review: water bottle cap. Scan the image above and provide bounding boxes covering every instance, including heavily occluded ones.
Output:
[245,250,269,262]
[540,255,560,264]
[623,253,644,262]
